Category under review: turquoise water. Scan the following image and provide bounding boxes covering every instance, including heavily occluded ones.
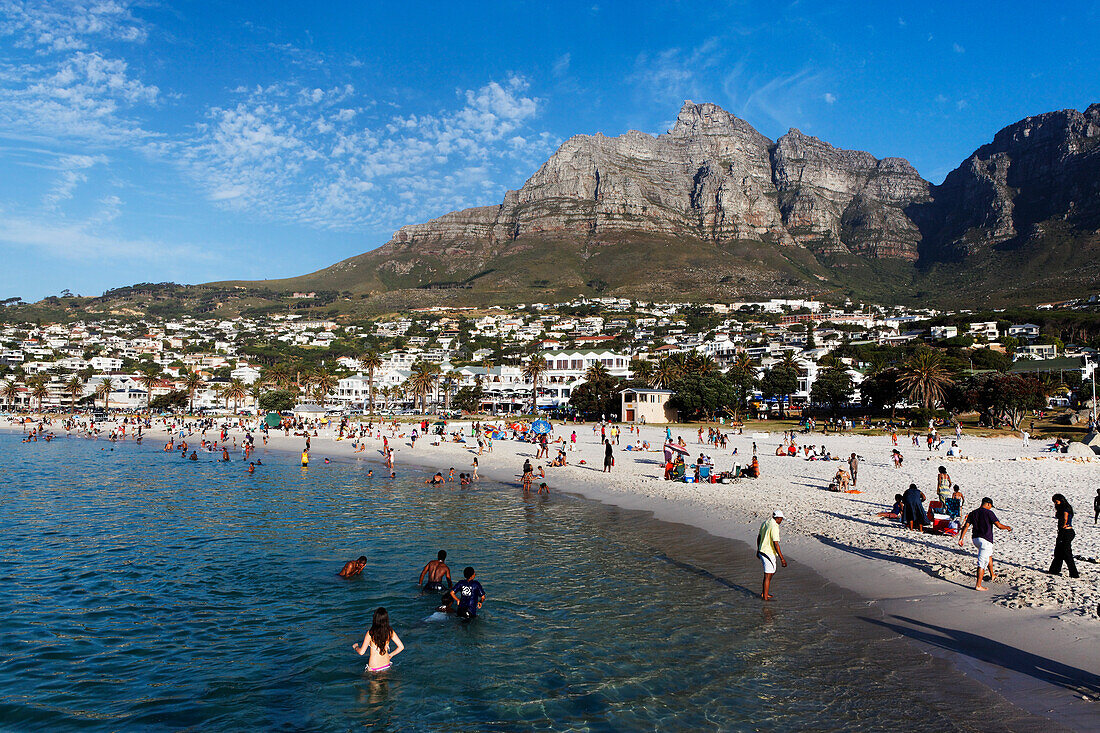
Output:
[0,431,1050,731]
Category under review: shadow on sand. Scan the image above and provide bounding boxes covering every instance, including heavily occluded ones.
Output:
[862,614,1100,697]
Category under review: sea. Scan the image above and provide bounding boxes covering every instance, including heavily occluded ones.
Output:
[0,429,1056,731]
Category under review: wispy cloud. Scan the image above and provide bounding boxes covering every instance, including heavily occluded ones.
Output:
[0,1,157,144]
[552,53,571,77]
[0,209,211,262]
[181,75,556,230]
[953,42,965,54]
[43,152,107,207]
[628,38,722,104]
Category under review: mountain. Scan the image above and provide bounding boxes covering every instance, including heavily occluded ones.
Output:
[219,101,1100,310]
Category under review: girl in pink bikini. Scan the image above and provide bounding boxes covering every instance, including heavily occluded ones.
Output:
[353,608,405,673]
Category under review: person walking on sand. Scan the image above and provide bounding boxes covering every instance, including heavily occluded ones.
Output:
[1046,494,1079,578]
[1094,488,1100,524]
[603,439,613,473]
[757,511,787,601]
[958,497,1012,591]
[353,607,404,673]
[848,453,859,488]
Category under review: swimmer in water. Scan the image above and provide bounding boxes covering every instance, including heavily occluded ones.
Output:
[419,550,452,593]
[248,462,255,474]
[353,607,404,673]
[189,451,198,461]
[339,556,368,578]
[444,567,485,619]
[367,469,373,477]
[425,472,445,485]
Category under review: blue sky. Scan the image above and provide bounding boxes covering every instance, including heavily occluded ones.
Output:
[2,0,1098,301]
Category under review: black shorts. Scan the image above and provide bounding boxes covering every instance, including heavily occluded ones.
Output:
[423,582,445,593]
[456,608,476,620]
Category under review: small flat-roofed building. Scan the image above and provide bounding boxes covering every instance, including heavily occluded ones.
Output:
[620,388,676,424]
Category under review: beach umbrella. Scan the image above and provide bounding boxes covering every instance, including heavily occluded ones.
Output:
[665,442,689,456]
[531,419,552,435]
[265,412,281,428]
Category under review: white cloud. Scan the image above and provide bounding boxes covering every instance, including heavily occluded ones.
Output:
[823,92,837,104]
[180,76,555,231]
[956,99,968,110]
[0,0,147,52]
[43,152,107,207]
[953,42,965,53]
[0,1,158,144]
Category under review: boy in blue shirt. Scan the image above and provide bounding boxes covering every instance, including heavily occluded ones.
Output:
[445,566,486,619]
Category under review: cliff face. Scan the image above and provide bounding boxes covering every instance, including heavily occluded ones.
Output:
[378,102,932,267]
[330,100,1100,305]
[923,104,1100,260]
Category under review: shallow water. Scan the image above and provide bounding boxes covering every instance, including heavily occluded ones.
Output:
[0,431,1054,730]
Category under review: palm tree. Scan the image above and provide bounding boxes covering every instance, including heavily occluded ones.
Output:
[439,371,458,412]
[182,371,204,415]
[522,355,548,414]
[732,352,756,373]
[652,357,682,389]
[631,359,654,387]
[264,363,292,389]
[584,361,611,385]
[137,369,161,409]
[1,378,20,408]
[360,351,383,415]
[30,377,49,411]
[408,362,439,414]
[691,354,717,375]
[898,349,955,411]
[220,378,248,412]
[95,377,115,411]
[309,368,337,407]
[65,375,84,409]
[248,383,266,411]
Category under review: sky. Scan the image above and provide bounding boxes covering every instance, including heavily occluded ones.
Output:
[2,1,1099,302]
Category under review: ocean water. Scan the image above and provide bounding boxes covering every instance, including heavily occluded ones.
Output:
[0,431,1052,731]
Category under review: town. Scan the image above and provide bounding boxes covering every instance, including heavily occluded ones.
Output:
[2,296,1096,430]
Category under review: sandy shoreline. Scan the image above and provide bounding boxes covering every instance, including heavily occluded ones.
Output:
[7,416,1099,728]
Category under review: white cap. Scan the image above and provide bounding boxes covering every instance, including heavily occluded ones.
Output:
[773,510,785,519]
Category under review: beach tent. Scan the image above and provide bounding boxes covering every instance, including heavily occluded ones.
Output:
[531,419,552,435]
[265,412,282,428]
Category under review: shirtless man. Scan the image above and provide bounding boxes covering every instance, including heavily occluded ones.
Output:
[339,556,368,578]
[419,550,452,592]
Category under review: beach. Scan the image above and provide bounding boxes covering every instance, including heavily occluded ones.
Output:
[8,415,1100,728]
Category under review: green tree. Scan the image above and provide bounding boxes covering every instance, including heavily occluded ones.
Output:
[810,364,854,413]
[64,375,84,408]
[859,367,905,417]
[182,371,204,414]
[220,378,248,411]
[454,379,485,413]
[360,350,383,415]
[522,355,548,413]
[760,364,799,416]
[898,349,955,411]
[259,389,297,413]
[95,377,114,411]
[667,372,736,421]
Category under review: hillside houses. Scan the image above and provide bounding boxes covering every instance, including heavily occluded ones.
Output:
[0,298,1096,415]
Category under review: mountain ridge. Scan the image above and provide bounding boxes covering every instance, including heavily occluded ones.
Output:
[209,100,1100,310]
